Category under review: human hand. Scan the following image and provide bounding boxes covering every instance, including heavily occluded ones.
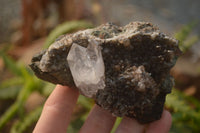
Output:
[33,85,172,133]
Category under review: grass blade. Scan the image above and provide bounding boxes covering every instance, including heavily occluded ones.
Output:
[10,105,43,133]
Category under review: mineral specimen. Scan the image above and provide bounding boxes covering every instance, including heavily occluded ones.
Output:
[30,22,181,123]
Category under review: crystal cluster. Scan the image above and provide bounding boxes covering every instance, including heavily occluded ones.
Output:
[67,40,105,98]
[30,22,181,123]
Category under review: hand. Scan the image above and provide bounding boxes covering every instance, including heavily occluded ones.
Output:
[33,85,172,133]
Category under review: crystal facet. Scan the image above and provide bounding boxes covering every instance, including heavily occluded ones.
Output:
[67,39,105,98]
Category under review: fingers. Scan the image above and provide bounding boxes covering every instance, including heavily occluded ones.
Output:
[115,117,146,133]
[115,110,171,133]
[33,84,171,133]
[79,105,116,133]
[146,110,172,133]
[33,85,79,133]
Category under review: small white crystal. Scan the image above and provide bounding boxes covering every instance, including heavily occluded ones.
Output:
[67,39,105,98]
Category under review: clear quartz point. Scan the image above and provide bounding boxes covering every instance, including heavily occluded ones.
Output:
[67,39,105,98]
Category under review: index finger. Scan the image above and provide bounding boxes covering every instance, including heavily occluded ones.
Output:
[33,85,79,133]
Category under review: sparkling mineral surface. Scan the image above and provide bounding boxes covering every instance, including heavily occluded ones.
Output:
[30,21,181,123]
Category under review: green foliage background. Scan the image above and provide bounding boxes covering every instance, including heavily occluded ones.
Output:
[0,21,200,133]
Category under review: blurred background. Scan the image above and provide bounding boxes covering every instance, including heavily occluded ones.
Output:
[0,0,200,132]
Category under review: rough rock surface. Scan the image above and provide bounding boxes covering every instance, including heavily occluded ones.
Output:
[30,22,181,123]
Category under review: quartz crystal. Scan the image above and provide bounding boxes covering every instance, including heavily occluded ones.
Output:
[67,40,105,98]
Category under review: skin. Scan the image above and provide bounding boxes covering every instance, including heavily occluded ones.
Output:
[33,85,172,133]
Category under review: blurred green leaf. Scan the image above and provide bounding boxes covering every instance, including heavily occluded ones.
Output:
[166,89,200,133]
[174,21,199,52]
[44,20,93,48]
[38,82,55,97]
[0,102,21,130]
[67,117,85,133]
[0,77,23,90]
[0,86,21,99]
[183,35,199,52]
[111,117,122,133]
[0,76,42,130]
[0,51,23,77]
[77,95,94,110]
[0,77,24,99]
[10,105,43,133]
[174,21,198,42]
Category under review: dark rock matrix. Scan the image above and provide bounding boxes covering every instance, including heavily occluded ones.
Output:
[30,22,181,123]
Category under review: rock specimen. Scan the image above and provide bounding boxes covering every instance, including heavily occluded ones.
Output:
[30,22,181,123]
